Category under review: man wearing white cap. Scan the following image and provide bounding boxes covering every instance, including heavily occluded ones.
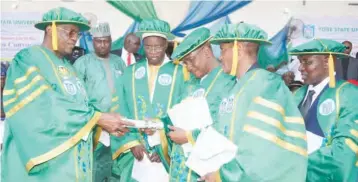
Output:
[74,22,126,182]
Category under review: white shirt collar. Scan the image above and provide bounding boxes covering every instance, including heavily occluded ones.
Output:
[122,48,135,66]
[304,73,334,106]
[307,76,329,96]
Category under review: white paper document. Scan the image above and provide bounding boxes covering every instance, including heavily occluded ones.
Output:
[168,97,213,130]
[168,97,214,155]
[124,118,164,129]
[132,155,169,182]
[306,131,324,154]
[99,130,110,147]
[185,127,238,176]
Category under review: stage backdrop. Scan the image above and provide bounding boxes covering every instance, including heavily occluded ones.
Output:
[1,12,43,61]
[291,16,358,57]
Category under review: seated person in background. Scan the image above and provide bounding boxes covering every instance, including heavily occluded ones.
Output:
[288,80,304,92]
[282,71,295,86]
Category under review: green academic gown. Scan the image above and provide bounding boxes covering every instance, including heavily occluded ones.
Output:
[168,66,236,182]
[111,59,186,182]
[207,68,308,182]
[74,53,126,182]
[1,46,100,182]
[294,80,358,182]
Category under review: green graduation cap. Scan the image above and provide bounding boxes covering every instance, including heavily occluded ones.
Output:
[34,7,90,50]
[171,27,211,81]
[171,27,212,61]
[289,39,347,57]
[289,39,348,88]
[210,23,271,76]
[135,19,175,40]
[210,23,271,45]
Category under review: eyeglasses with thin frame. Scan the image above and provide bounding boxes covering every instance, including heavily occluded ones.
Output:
[57,27,81,38]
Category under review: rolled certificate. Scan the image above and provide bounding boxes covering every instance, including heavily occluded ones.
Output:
[123,118,164,130]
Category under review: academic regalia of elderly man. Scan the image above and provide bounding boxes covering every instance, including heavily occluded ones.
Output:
[1,7,131,182]
[73,22,127,182]
[199,23,308,182]
[290,39,358,182]
[161,27,236,182]
[111,19,186,182]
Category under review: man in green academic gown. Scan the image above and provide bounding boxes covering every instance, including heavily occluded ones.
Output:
[1,7,132,182]
[162,27,235,182]
[290,39,358,182]
[199,23,308,182]
[74,22,126,182]
[111,19,186,182]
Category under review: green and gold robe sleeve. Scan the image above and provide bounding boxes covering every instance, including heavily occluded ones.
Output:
[294,82,358,182]
[1,46,100,181]
[215,69,307,182]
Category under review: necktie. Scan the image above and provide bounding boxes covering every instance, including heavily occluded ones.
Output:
[127,54,131,66]
[299,90,315,117]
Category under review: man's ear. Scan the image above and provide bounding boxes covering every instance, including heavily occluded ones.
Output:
[45,25,52,35]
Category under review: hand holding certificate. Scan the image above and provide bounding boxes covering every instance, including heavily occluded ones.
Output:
[185,126,238,177]
[167,97,214,156]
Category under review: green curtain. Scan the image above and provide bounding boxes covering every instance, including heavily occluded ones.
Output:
[107,1,157,52]
[107,0,158,21]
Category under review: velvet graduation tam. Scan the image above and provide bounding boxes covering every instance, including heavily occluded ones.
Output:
[210,23,271,45]
[35,7,90,31]
[171,27,212,61]
[289,39,348,57]
[135,19,175,40]
[34,7,90,51]
[210,23,271,76]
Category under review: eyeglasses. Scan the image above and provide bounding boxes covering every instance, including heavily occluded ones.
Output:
[300,60,314,65]
[57,27,81,38]
[144,45,165,52]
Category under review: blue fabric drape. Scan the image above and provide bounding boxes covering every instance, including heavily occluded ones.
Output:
[171,0,251,37]
[79,31,94,54]
[258,19,291,69]
[209,16,232,59]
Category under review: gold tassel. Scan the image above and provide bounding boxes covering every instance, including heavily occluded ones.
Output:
[51,21,58,51]
[328,53,335,88]
[173,40,179,64]
[183,65,190,81]
[230,40,238,76]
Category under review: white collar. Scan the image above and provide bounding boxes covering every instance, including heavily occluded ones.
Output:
[307,76,330,95]
[122,48,129,55]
